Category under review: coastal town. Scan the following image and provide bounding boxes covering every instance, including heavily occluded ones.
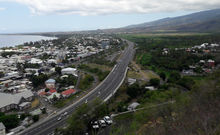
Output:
[0,34,123,134]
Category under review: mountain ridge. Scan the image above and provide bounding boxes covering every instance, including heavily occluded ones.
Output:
[109,8,220,33]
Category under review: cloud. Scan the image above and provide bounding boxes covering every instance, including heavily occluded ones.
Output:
[0,27,7,31]
[11,0,220,15]
[0,7,5,11]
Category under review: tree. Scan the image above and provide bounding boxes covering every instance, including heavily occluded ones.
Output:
[45,88,50,92]
[0,114,20,130]
[55,67,62,75]
[126,83,140,99]
[32,115,39,122]
[168,72,181,83]
[30,73,48,88]
[159,72,166,81]
[149,78,160,87]
[178,77,195,90]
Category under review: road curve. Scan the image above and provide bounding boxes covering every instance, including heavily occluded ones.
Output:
[18,39,135,135]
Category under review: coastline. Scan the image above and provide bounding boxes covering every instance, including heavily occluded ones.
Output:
[0,35,57,48]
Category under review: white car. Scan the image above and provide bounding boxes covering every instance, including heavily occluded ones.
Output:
[62,112,68,116]
[57,116,62,121]
[91,121,99,129]
[98,120,107,127]
[103,116,113,125]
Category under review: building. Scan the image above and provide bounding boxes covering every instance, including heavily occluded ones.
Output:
[61,89,76,98]
[127,78,136,85]
[46,92,61,102]
[48,89,57,94]
[45,79,56,89]
[29,58,43,65]
[0,122,5,135]
[0,90,34,112]
[145,86,156,91]
[127,102,140,111]
[207,59,215,68]
[61,68,77,76]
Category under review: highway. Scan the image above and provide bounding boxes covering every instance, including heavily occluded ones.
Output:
[18,40,135,135]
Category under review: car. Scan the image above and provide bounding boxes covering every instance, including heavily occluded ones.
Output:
[103,116,113,125]
[91,121,99,129]
[62,112,68,116]
[98,120,107,128]
[57,116,62,121]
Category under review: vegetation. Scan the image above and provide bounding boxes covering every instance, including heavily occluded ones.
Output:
[30,73,48,88]
[32,115,39,122]
[23,62,41,69]
[54,93,79,108]
[0,113,20,130]
[55,67,62,75]
[121,34,219,72]
[110,70,220,135]
[1,52,19,58]
[79,64,110,81]
[78,74,94,90]
[96,33,220,135]
[56,75,77,88]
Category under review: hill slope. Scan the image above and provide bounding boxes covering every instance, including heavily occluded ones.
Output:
[118,9,220,33]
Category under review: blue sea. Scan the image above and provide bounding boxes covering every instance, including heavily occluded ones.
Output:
[0,35,57,48]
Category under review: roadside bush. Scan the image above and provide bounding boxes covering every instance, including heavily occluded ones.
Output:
[177,77,195,90]
[0,114,20,130]
[32,115,39,122]
[149,78,160,87]
[168,71,181,83]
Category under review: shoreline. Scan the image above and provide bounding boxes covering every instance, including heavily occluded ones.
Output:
[0,35,57,48]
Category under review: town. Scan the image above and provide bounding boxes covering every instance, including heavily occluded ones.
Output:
[0,34,123,134]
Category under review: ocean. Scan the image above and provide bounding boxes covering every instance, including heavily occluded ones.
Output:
[0,35,57,48]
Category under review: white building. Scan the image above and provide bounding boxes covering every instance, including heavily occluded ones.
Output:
[0,122,5,135]
[29,58,43,64]
[127,102,140,111]
[61,68,77,77]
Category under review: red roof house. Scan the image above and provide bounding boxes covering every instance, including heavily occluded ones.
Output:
[39,91,47,97]
[61,89,76,98]
[48,89,57,94]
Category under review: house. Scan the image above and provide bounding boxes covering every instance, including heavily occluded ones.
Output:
[0,80,13,88]
[46,92,61,102]
[45,79,56,89]
[0,90,34,112]
[19,102,31,110]
[182,70,194,75]
[38,91,47,97]
[48,89,57,94]
[207,59,215,68]
[29,58,43,65]
[61,89,76,98]
[61,68,77,76]
[127,78,136,85]
[0,122,5,135]
[127,102,140,111]
[145,86,156,91]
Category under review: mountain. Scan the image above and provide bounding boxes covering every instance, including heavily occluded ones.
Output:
[108,9,220,33]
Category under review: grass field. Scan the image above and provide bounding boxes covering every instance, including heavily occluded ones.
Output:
[31,98,40,108]
[128,61,159,81]
[86,63,112,71]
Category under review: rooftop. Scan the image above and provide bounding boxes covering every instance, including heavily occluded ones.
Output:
[0,122,5,130]
[62,89,76,95]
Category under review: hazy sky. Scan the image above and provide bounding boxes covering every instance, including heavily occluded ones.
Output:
[0,0,219,33]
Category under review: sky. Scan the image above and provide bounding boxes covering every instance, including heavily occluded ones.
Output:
[0,0,220,33]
